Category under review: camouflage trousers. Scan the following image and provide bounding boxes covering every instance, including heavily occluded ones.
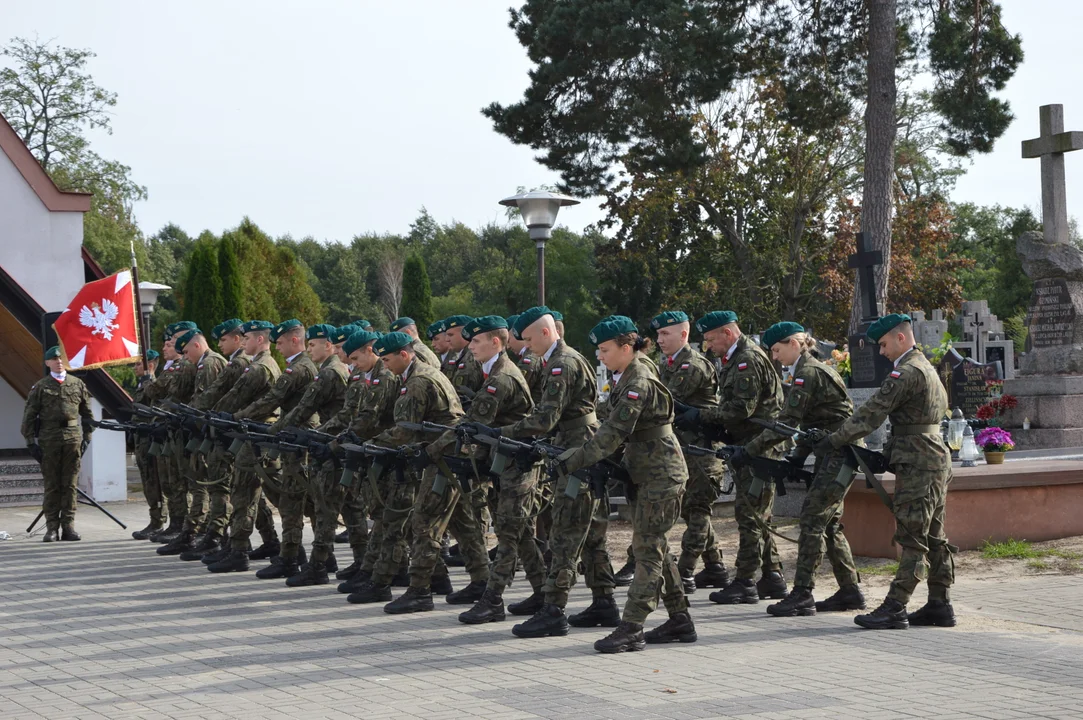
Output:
[625,481,688,624]
[203,445,236,537]
[542,474,615,607]
[733,465,782,580]
[40,436,81,528]
[887,463,955,604]
[371,472,421,585]
[227,443,281,549]
[793,450,860,590]
[488,466,547,596]
[310,460,369,565]
[361,468,396,573]
[134,435,165,526]
[270,452,317,561]
[678,460,724,571]
[410,469,489,589]
[181,450,210,534]
[157,433,190,525]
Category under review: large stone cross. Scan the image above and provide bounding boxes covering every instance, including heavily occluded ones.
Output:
[848,231,883,322]
[1022,104,1083,244]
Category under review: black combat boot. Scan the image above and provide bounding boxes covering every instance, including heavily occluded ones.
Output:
[157,530,194,556]
[154,519,184,544]
[568,595,621,628]
[508,588,545,616]
[594,621,646,653]
[336,560,363,580]
[430,574,454,596]
[347,580,392,604]
[756,571,788,600]
[613,559,636,587]
[459,589,506,624]
[767,587,816,617]
[335,529,349,543]
[255,556,300,579]
[180,532,222,562]
[207,549,250,573]
[132,522,164,541]
[679,567,696,595]
[60,525,81,542]
[338,570,372,594]
[815,584,867,612]
[248,539,281,561]
[446,580,487,605]
[854,598,909,630]
[286,560,329,587]
[324,550,337,573]
[694,561,730,588]
[710,578,759,604]
[644,612,697,644]
[43,525,59,543]
[202,539,232,565]
[512,603,569,638]
[907,599,957,627]
[384,586,435,614]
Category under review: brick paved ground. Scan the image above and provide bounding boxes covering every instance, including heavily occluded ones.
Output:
[2,502,1083,720]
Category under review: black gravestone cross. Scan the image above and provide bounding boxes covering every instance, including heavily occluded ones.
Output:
[848,232,883,322]
[846,232,893,388]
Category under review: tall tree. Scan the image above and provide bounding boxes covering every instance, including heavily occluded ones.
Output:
[400,254,434,330]
[218,237,244,320]
[376,254,404,323]
[181,239,224,337]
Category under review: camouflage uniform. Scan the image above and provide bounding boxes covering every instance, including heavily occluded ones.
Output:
[659,344,726,574]
[132,375,166,528]
[411,338,441,369]
[562,357,688,624]
[144,359,196,526]
[370,361,464,586]
[764,351,860,591]
[445,346,490,526]
[222,350,282,550]
[703,335,784,580]
[830,349,954,604]
[500,339,614,607]
[21,373,93,531]
[200,349,252,537]
[181,350,227,533]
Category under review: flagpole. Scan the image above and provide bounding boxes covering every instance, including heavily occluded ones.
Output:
[130,239,150,372]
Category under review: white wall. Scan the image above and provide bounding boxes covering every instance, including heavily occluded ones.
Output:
[79,398,127,502]
[0,376,24,448]
[0,154,85,312]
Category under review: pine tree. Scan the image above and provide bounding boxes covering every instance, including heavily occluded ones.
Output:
[400,254,433,330]
[181,239,224,339]
[218,237,244,320]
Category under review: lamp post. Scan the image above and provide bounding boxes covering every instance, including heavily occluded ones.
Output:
[499,190,580,305]
[137,282,171,360]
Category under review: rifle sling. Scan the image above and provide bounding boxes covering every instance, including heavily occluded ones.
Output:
[848,445,893,512]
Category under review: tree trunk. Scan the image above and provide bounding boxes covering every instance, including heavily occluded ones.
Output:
[850,0,897,334]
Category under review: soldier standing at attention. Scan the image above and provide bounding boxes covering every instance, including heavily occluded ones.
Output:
[428,319,450,368]
[556,316,694,653]
[756,322,866,617]
[389,317,441,368]
[131,349,164,539]
[443,315,485,399]
[22,346,94,542]
[817,314,956,630]
[650,311,729,593]
[677,311,787,604]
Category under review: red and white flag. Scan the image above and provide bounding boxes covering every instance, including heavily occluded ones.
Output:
[53,269,141,370]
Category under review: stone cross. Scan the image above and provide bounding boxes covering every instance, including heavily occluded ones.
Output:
[1022,104,1083,245]
[848,231,883,321]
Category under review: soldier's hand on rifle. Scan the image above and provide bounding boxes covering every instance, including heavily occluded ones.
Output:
[406,444,432,472]
[79,437,91,457]
[461,422,500,439]
[675,407,700,431]
[309,442,333,463]
[727,446,750,469]
[812,433,835,459]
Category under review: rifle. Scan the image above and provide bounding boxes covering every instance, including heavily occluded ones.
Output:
[338,442,408,489]
[674,401,735,445]
[749,417,892,503]
[397,421,506,495]
[682,442,812,497]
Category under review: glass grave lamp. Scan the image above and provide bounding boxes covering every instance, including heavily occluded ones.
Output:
[947,408,966,452]
[959,424,980,467]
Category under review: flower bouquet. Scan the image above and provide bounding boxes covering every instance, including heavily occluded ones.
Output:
[975,394,1018,427]
[975,427,1014,464]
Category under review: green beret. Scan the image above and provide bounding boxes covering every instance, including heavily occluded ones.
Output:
[513,306,553,337]
[329,326,352,344]
[163,323,177,340]
[344,329,382,355]
[271,318,302,341]
[426,319,446,340]
[389,317,415,332]
[462,315,508,340]
[44,345,61,360]
[146,349,160,361]
[242,320,274,334]
[650,311,689,330]
[213,318,244,340]
[588,315,637,345]
[551,310,564,322]
[761,321,805,349]
[373,331,413,357]
[867,313,912,343]
[306,323,336,341]
[444,315,472,331]
[174,328,202,353]
[694,311,739,334]
[352,319,372,329]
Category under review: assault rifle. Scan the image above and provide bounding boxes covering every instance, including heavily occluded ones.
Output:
[338,441,409,489]
[397,421,502,494]
[681,443,813,497]
[130,403,184,456]
[673,401,735,445]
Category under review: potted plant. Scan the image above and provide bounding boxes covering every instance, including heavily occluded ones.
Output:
[975,427,1015,464]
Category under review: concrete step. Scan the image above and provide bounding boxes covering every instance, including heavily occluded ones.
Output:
[0,473,44,489]
[0,484,43,507]
[0,458,40,475]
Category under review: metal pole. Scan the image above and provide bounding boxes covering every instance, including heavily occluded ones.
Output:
[536,241,546,306]
[129,240,150,371]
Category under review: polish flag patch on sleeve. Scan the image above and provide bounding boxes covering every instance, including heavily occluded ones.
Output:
[486,385,498,394]
[522,357,532,365]
[372,379,380,385]
[680,363,690,370]
[890,370,902,378]
[243,367,250,373]
[737,362,748,371]
[551,367,562,375]
[399,387,408,395]
[285,368,293,374]
[794,378,804,386]
[627,391,640,400]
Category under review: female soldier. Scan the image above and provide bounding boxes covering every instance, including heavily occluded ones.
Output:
[555,316,695,653]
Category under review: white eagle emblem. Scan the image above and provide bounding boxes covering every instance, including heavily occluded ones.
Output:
[79,299,120,341]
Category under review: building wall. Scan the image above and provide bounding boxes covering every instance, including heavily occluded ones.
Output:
[0,154,86,312]
[0,376,24,447]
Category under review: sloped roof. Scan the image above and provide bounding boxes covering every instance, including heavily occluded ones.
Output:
[0,112,91,213]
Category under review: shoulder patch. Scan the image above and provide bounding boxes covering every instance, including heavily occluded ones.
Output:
[551,367,562,375]
[522,357,532,365]
[372,379,380,385]
[458,363,465,369]
[400,387,408,395]
[890,370,902,378]
[738,362,748,371]
[626,390,640,400]
[794,378,804,386]
[680,363,690,370]
[285,368,293,374]
[486,385,498,394]
[244,367,251,373]
[197,364,204,370]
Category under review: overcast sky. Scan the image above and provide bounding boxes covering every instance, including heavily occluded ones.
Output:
[5,1,1083,244]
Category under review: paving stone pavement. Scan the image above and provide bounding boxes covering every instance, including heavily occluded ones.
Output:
[2,502,1083,720]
